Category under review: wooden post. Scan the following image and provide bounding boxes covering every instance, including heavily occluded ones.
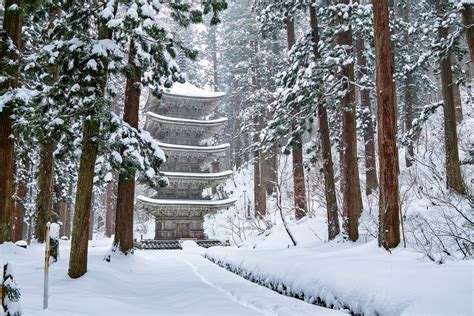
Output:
[43,223,50,309]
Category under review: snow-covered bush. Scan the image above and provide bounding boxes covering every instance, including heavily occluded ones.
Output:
[1,263,21,316]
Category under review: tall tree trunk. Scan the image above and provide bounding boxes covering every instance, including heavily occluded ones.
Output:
[310,6,340,240]
[234,110,242,169]
[58,200,67,237]
[287,19,307,220]
[68,8,115,277]
[114,39,141,254]
[34,7,60,243]
[68,119,100,278]
[438,27,466,195]
[451,55,463,123]
[252,40,267,218]
[402,1,415,167]
[373,0,401,249]
[243,131,250,162]
[104,175,116,237]
[13,160,28,242]
[403,1,415,167]
[0,0,22,243]
[355,38,379,193]
[462,3,474,75]
[210,25,218,91]
[265,29,281,196]
[34,142,55,242]
[337,0,362,241]
[89,192,94,240]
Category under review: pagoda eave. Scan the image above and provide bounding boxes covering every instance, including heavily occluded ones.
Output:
[162,170,232,181]
[147,112,228,127]
[158,142,230,154]
[137,196,236,217]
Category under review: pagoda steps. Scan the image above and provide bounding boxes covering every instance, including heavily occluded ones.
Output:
[135,239,227,250]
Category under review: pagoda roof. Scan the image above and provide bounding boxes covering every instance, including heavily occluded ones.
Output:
[158,142,230,153]
[147,112,227,127]
[137,196,236,210]
[163,82,225,99]
[162,170,233,181]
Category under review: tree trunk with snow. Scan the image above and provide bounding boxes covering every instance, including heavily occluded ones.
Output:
[105,176,116,238]
[34,6,61,243]
[438,26,466,195]
[287,19,307,220]
[0,0,22,244]
[402,1,415,167]
[68,118,100,278]
[355,37,378,194]
[337,0,362,241]
[309,6,340,240]
[69,14,114,278]
[450,55,463,123]
[13,160,28,242]
[252,40,267,218]
[34,142,55,243]
[114,39,141,254]
[373,0,401,249]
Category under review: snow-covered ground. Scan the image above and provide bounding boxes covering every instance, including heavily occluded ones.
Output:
[0,239,343,315]
[205,217,473,316]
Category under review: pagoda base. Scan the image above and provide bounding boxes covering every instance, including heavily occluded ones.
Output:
[154,216,206,240]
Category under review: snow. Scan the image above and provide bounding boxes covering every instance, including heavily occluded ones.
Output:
[162,170,233,179]
[158,141,230,152]
[0,240,341,315]
[205,218,474,315]
[147,111,228,125]
[49,223,60,241]
[164,82,226,98]
[137,195,237,207]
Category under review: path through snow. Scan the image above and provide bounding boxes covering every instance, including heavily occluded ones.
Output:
[0,239,343,315]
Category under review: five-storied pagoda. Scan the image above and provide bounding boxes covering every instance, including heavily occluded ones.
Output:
[136,82,235,244]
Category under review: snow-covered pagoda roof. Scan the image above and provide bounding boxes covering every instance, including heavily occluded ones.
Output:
[158,142,230,153]
[147,112,228,127]
[137,196,236,214]
[163,82,225,99]
[162,170,233,181]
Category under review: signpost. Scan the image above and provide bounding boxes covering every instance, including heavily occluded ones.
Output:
[43,223,50,310]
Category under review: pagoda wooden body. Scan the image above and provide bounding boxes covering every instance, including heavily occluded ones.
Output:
[137,83,235,241]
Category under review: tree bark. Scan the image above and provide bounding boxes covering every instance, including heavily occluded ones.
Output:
[210,25,219,91]
[438,27,466,195]
[451,55,463,123]
[287,19,307,220]
[355,37,379,193]
[58,199,67,237]
[34,142,55,242]
[252,40,267,218]
[310,6,340,240]
[34,6,61,242]
[114,39,141,254]
[13,160,28,242]
[89,192,94,240]
[68,119,99,278]
[337,0,362,241]
[104,175,116,237]
[462,3,474,74]
[400,1,415,167]
[373,0,401,249]
[402,1,415,167]
[0,0,22,243]
[68,6,115,277]
[243,131,250,162]
[234,110,242,169]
